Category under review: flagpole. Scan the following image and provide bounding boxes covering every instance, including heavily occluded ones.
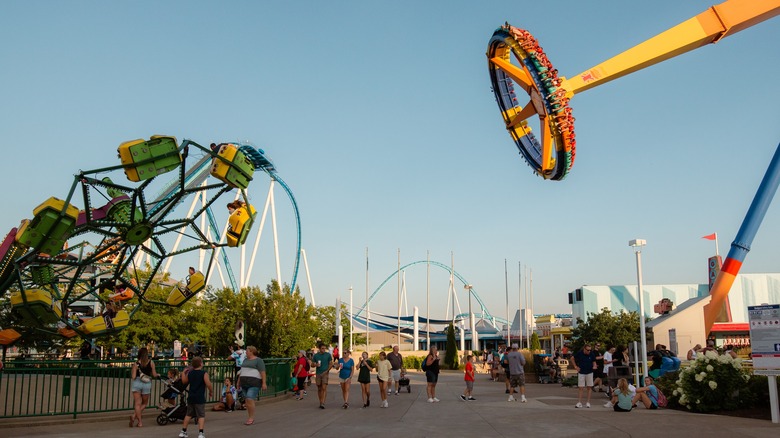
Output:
[715,232,720,257]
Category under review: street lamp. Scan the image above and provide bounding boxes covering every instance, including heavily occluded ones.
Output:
[464,285,473,351]
[629,239,648,380]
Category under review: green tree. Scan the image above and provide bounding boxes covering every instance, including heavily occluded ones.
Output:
[570,308,641,351]
[312,303,366,348]
[530,332,541,351]
[444,322,459,369]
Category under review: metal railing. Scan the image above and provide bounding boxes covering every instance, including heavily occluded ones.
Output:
[0,357,293,419]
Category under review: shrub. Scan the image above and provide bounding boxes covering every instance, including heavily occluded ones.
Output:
[670,350,750,412]
[403,356,423,371]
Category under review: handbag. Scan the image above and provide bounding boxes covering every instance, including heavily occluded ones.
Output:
[139,371,151,383]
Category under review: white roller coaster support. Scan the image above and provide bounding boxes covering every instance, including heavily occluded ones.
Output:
[199,187,208,273]
[302,248,315,305]
[270,187,282,287]
[243,180,274,288]
[162,183,202,274]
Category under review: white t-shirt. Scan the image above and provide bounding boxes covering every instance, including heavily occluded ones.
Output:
[603,351,613,374]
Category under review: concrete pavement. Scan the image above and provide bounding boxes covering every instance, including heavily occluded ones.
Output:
[1,370,777,437]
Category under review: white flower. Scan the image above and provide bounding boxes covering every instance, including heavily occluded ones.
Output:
[708,381,718,390]
[706,365,714,372]
[696,399,701,404]
[718,354,731,364]
[673,390,678,396]
[695,374,704,382]
[699,371,707,378]
[705,350,718,359]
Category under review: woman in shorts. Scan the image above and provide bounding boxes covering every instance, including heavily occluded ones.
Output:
[336,350,355,408]
[239,346,266,425]
[424,346,440,403]
[376,351,391,408]
[130,347,159,427]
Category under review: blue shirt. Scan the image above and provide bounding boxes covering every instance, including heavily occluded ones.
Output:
[574,350,597,374]
[338,358,354,379]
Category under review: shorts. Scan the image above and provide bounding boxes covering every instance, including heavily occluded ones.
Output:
[594,369,605,379]
[340,377,351,384]
[578,373,594,387]
[425,371,438,384]
[377,376,385,383]
[465,380,474,391]
[391,369,401,382]
[509,374,525,388]
[297,377,306,390]
[131,378,152,395]
[244,386,260,400]
[649,403,658,410]
[315,373,329,386]
[613,404,632,412]
[186,403,206,419]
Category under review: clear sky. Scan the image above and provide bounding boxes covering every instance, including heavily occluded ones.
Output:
[1,1,778,321]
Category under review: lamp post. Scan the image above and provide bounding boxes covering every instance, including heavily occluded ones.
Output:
[629,239,648,379]
[465,284,473,351]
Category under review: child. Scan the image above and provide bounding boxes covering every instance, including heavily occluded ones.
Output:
[376,352,391,408]
[607,378,633,411]
[461,354,476,401]
[179,357,213,438]
[160,368,184,409]
[212,377,237,411]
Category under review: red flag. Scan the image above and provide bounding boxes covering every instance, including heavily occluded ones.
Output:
[701,233,716,240]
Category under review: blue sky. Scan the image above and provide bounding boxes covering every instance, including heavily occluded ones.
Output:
[1,1,778,320]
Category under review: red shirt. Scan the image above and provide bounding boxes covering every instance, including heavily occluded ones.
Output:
[295,356,308,378]
[464,362,475,381]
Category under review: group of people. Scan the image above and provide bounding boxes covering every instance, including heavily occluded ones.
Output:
[127,344,266,438]
[295,343,410,409]
[572,342,663,412]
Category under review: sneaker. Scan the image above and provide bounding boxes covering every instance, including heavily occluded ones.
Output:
[179,432,188,438]
[319,404,325,409]
[603,401,613,408]
[303,391,307,395]
[198,433,205,438]
[395,391,399,395]
[433,397,440,403]
[387,389,392,394]
[460,395,467,401]
[575,402,583,408]
[428,398,435,403]
[382,400,389,408]
[467,396,476,401]
[521,395,527,403]
[585,403,591,408]
[508,395,515,402]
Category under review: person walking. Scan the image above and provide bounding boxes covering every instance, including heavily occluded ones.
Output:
[130,347,159,427]
[312,343,333,409]
[460,354,476,401]
[178,356,213,438]
[573,343,597,408]
[505,344,527,402]
[356,351,374,408]
[386,345,404,395]
[424,346,440,403]
[336,350,354,409]
[293,350,309,400]
[376,351,391,408]
[239,346,266,425]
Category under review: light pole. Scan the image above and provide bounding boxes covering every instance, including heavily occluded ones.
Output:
[465,284,473,351]
[629,239,648,379]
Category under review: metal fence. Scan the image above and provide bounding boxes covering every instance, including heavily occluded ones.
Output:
[0,357,293,419]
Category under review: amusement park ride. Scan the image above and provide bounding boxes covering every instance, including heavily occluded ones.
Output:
[488,0,780,337]
[0,136,302,346]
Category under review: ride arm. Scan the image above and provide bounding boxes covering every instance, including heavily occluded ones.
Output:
[560,0,780,96]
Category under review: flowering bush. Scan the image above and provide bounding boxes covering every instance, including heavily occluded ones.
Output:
[669,350,749,413]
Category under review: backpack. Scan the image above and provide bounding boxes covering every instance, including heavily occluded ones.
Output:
[654,387,668,407]
[421,357,429,371]
[304,359,310,372]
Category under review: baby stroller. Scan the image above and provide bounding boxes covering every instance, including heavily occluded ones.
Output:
[398,372,411,393]
[157,380,188,425]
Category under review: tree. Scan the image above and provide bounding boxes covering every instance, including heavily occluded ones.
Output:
[570,308,641,351]
[312,303,366,348]
[444,322,459,369]
[530,332,541,351]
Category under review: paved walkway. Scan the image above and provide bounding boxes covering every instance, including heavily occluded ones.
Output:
[2,371,777,437]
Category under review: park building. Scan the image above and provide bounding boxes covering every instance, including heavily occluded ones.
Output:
[568,272,780,356]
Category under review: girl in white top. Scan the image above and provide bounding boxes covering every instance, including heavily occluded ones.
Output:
[376,352,392,408]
